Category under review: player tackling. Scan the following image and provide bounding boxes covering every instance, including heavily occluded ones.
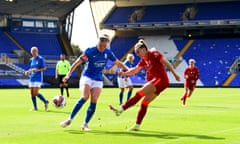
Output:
[181,59,200,106]
[109,39,181,131]
[60,34,128,130]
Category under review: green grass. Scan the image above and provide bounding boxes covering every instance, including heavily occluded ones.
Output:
[0,88,239,144]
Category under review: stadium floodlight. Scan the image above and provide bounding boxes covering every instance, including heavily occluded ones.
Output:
[5,0,17,2]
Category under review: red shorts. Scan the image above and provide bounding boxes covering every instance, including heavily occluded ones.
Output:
[185,80,196,91]
[149,77,169,95]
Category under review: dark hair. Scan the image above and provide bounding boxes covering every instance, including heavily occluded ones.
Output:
[134,39,148,50]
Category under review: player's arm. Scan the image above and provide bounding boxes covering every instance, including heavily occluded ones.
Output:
[114,60,129,71]
[121,66,141,76]
[63,58,83,82]
[161,58,181,81]
[184,69,188,79]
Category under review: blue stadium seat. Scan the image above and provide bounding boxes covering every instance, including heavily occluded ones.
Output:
[174,38,240,86]
[10,32,63,57]
[0,29,20,56]
[104,1,240,24]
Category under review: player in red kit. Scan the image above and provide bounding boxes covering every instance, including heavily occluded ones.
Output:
[109,39,181,131]
[181,59,200,106]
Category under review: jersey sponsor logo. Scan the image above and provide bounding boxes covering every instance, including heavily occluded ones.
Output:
[94,61,106,67]
[104,53,107,59]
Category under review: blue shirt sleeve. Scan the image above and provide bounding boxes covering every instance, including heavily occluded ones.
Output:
[40,57,46,68]
[107,49,117,62]
[79,48,90,61]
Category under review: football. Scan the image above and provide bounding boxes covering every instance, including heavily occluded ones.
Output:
[52,95,66,109]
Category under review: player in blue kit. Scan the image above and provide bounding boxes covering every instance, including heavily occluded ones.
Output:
[60,34,128,130]
[117,54,135,105]
[25,47,49,111]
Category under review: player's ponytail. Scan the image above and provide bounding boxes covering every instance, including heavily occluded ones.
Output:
[134,39,148,51]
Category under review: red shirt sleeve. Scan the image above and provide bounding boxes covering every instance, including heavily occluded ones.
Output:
[151,50,164,61]
[184,68,189,79]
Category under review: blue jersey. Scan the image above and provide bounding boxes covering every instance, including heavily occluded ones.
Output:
[80,46,117,81]
[29,56,46,82]
[118,60,135,78]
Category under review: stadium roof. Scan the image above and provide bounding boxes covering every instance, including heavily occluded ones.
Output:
[0,0,83,20]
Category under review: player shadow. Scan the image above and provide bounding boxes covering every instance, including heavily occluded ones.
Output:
[66,129,224,140]
[44,110,69,114]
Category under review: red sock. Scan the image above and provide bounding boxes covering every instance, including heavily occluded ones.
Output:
[122,90,144,110]
[136,100,149,125]
[181,93,187,100]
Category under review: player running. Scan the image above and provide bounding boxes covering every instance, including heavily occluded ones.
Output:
[25,47,49,111]
[117,53,135,105]
[60,34,128,131]
[55,54,71,97]
[181,59,200,106]
[109,39,181,131]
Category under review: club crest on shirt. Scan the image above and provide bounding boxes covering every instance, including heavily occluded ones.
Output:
[104,54,107,59]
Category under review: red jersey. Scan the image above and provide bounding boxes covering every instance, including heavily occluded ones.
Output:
[184,67,200,81]
[137,50,168,82]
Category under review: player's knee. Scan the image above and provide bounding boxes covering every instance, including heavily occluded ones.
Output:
[141,99,149,106]
[136,90,144,97]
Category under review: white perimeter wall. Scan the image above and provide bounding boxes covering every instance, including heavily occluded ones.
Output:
[140,35,203,86]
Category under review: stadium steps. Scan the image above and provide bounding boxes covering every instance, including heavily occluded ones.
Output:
[173,40,194,68]
[222,73,237,87]
[58,34,74,56]
[3,32,31,57]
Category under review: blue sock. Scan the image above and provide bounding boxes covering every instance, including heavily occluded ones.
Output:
[37,93,48,103]
[70,98,86,120]
[31,96,37,110]
[119,91,124,105]
[127,90,133,101]
[84,102,96,124]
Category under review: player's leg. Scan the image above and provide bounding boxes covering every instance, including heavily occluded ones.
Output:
[82,87,102,131]
[31,82,48,110]
[187,85,195,98]
[118,77,125,105]
[126,77,134,101]
[60,84,90,128]
[30,87,37,111]
[127,86,133,101]
[119,88,125,105]
[129,79,168,131]
[59,75,64,95]
[65,82,70,97]
[109,81,154,116]
[129,91,157,131]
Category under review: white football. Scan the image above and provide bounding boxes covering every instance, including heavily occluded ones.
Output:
[52,95,66,109]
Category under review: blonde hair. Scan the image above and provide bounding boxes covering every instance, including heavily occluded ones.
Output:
[126,53,134,60]
[189,59,196,63]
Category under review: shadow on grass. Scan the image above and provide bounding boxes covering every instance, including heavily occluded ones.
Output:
[44,110,69,114]
[65,129,225,140]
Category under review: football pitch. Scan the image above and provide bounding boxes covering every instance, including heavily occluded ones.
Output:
[0,88,239,144]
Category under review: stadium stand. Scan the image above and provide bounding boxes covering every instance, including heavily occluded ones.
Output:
[104,1,240,24]
[10,32,63,57]
[0,28,20,58]
[175,38,240,86]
